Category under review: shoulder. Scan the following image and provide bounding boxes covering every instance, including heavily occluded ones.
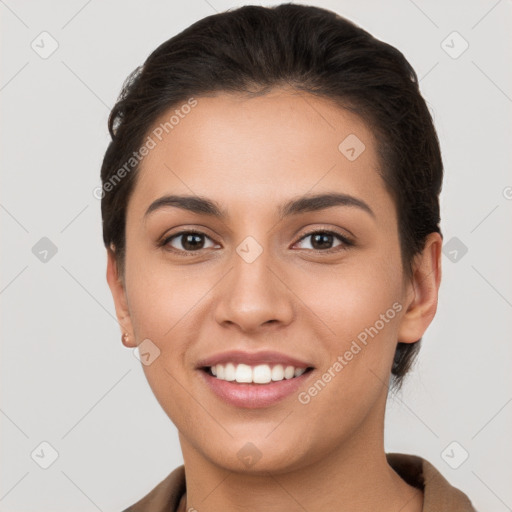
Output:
[386,452,478,512]
[121,465,186,512]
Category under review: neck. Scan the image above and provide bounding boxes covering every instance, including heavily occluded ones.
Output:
[178,399,422,512]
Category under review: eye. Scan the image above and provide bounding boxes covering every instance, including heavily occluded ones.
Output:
[159,228,354,256]
[294,230,353,252]
[160,230,219,254]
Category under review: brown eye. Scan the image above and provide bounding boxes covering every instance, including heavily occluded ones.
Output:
[162,231,218,253]
[295,230,353,252]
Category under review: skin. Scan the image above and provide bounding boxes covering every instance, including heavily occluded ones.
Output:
[107,87,442,512]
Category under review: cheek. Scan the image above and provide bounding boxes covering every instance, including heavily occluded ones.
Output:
[293,262,403,437]
[298,251,404,403]
[124,258,206,424]
[124,239,205,340]
[123,249,220,400]
[303,253,402,342]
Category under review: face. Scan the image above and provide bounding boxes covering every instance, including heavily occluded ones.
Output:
[108,87,438,474]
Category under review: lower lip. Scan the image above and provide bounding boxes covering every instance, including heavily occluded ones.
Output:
[199,369,313,409]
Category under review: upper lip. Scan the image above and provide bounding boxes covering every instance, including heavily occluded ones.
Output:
[196,350,314,369]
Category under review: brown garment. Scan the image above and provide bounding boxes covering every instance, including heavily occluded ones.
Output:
[122,452,477,511]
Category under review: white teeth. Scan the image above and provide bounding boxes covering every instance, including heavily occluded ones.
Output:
[235,363,253,383]
[253,364,272,384]
[284,366,295,379]
[209,363,308,384]
[271,364,284,381]
[224,362,236,381]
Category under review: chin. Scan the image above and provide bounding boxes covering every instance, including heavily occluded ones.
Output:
[194,429,326,476]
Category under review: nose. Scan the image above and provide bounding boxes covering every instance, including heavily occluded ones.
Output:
[213,245,295,333]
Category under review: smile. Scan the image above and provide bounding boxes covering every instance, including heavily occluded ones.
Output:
[200,367,314,408]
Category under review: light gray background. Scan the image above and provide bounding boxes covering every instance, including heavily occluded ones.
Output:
[1,0,511,510]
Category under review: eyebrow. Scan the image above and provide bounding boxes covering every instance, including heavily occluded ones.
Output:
[144,192,375,221]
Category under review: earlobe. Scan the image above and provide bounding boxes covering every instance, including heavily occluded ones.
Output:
[106,246,137,348]
[397,232,443,344]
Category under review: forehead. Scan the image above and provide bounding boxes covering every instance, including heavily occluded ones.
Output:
[128,88,393,222]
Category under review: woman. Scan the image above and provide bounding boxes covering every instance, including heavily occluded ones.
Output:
[101,4,476,511]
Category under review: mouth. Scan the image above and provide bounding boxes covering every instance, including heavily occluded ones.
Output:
[199,365,314,409]
[196,351,315,408]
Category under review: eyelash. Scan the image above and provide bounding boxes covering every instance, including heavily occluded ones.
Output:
[158,228,354,256]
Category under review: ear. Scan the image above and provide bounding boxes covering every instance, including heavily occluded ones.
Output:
[397,232,443,344]
[106,245,136,348]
